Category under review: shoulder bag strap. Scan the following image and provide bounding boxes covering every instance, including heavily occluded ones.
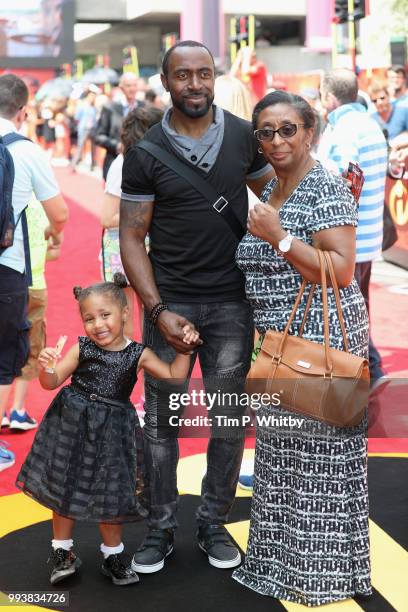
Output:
[2,133,31,146]
[2,132,32,284]
[2,132,32,228]
[137,140,246,241]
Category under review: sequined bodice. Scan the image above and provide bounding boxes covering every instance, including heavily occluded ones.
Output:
[70,337,145,400]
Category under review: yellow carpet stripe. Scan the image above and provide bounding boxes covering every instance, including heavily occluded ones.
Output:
[368,453,408,458]
[0,495,52,612]
[0,493,51,539]
[226,519,250,551]
[369,519,408,611]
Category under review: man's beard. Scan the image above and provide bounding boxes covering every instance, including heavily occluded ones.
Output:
[172,93,214,118]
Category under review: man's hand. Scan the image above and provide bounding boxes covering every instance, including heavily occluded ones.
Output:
[157,311,203,353]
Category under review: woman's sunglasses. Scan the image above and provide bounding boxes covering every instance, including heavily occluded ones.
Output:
[254,123,305,142]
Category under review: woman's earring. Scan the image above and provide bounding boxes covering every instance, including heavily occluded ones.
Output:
[306,142,311,150]
[258,147,263,154]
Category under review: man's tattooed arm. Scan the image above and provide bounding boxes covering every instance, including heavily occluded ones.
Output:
[119,198,160,311]
[119,199,153,233]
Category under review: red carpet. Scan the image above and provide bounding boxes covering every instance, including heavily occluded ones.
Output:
[1,167,407,496]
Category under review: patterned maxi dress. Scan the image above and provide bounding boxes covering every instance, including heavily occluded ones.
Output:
[232,162,371,606]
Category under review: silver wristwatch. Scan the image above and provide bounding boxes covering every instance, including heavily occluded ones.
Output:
[277,232,294,255]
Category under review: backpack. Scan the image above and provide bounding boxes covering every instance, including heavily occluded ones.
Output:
[0,132,31,255]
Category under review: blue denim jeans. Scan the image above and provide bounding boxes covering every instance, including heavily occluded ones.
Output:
[142,300,253,530]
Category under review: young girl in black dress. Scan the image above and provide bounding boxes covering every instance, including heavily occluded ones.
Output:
[17,273,199,586]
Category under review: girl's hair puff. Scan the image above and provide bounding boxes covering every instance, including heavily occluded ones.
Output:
[73,273,128,308]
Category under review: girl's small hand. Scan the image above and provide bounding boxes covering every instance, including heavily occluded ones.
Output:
[182,325,201,345]
[38,347,59,369]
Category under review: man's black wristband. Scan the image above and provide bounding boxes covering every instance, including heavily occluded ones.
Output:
[150,302,168,325]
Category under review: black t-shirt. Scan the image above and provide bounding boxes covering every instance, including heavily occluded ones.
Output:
[121,110,268,302]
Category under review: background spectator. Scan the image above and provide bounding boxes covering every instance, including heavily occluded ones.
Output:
[94,72,143,180]
[369,81,408,141]
[318,68,388,386]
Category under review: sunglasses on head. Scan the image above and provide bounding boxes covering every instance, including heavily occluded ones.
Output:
[254,123,305,142]
[371,95,387,103]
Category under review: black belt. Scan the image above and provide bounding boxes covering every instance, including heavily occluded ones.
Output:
[71,386,131,408]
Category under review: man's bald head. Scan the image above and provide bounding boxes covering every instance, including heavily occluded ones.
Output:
[119,72,138,87]
[321,69,358,105]
[119,72,139,104]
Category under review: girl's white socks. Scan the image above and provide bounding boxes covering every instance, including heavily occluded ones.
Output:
[52,539,73,551]
[100,542,124,558]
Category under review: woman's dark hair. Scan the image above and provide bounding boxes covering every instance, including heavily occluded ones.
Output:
[73,273,128,308]
[146,106,164,128]
[145,89,157,103]
[252,90,316,131]
[120,107,149,154]
[120,106,163,154]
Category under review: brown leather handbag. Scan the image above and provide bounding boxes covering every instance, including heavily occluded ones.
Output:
[246,250,369,427]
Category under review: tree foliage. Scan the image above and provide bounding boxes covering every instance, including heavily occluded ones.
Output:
[390,0,408,36]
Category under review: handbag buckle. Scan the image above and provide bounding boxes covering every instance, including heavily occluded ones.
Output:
[213,196,228,212]
[323,372,333,380]
[271,354,282,365]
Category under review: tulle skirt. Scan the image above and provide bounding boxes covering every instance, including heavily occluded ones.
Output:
[16,386,147,523]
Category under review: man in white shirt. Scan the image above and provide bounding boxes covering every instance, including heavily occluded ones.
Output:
[0,74,68,472]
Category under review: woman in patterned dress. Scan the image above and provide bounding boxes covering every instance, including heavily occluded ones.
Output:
[232,91,371,606]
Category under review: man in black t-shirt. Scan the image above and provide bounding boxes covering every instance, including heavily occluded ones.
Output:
[120,40,273,574]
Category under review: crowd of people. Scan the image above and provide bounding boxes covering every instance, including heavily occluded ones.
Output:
[0,39,407,606]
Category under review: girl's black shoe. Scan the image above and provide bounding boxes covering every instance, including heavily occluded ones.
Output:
[101,553,139,586]
[49,548,81,584]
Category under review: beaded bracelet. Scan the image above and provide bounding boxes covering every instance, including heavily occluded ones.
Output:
[150,302,168,325]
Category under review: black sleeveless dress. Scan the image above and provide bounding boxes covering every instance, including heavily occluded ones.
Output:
[16,337,147,523]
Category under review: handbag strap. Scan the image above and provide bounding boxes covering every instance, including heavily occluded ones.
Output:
[322,251,349,352]
[299,283,316,337]
[276,249,332,375]
[269,250,351,374]
[137,140,246,241]
[318,249,332,374]
[298,253,349,352]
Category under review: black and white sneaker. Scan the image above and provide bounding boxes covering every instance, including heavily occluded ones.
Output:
[49,548,81,584]
[101,553,139,586]
[131,529,174,574]
[197,524,241,569]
